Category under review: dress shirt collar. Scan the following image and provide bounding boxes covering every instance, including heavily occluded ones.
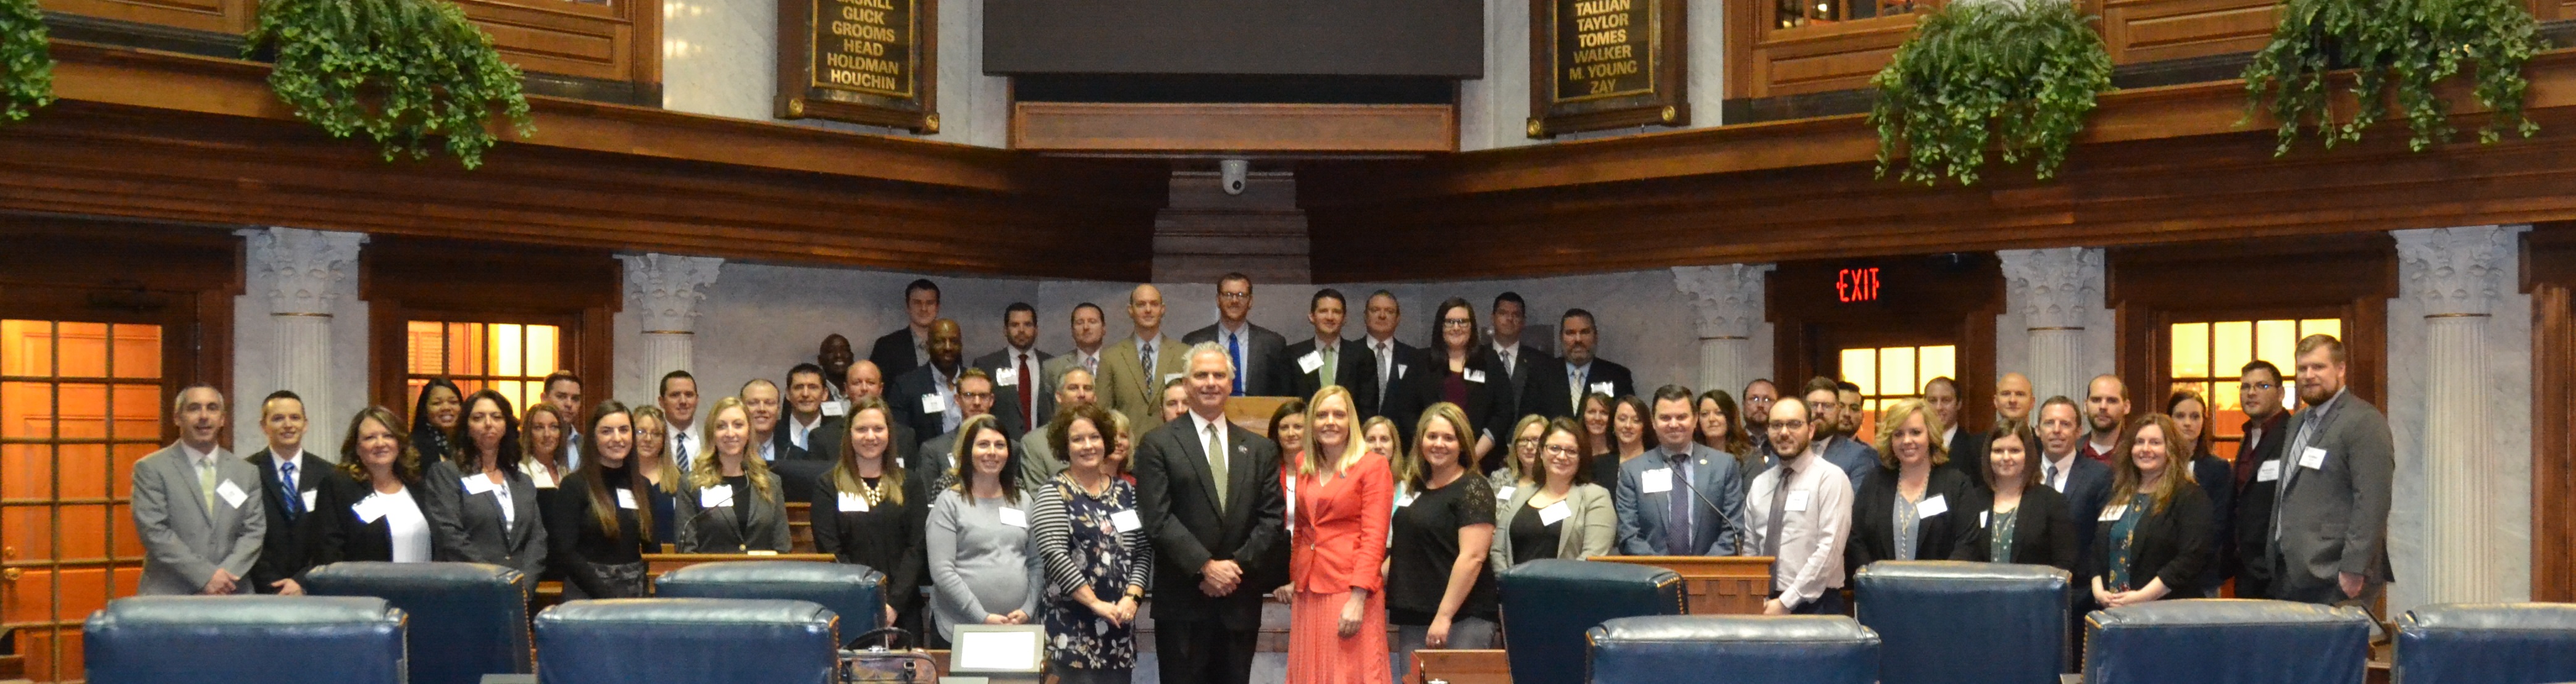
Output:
[181,442,227,468]
[2046,450,2078,485]
[1366,333,1397,350]
[1940,425,1958,447]
[1315,335,1342,351]
[1217,320,1248,337]
[270,448,303,471]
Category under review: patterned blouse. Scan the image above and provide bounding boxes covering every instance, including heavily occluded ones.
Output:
[1028,472,1153,670]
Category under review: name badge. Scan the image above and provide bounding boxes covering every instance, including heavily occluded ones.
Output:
[1785,490,1812,512]
[1297,352,1324,374]
[301,490,319,512]
[215,479,249,509]
[832,491,866,512]
[1397,492,1420,508]
[1537,501,1572,525]
[1394,364,1409,380]
[1591,382,1615,396]
[700,485,735,509]
[1979,510,1990,527]
[461,475,495,496]
[1495,486,1516,501]
[2299,446,2328,470]
[998,507,1029,528]
[921,393,947,414]
[1111,509,1142,532]
[615,488,638,510]
[1916,494,1948,518]
[2099,504,2129,522]
[822,401,847,417]
[2257,460,2283,482]
[1640,467,1673,494]
[353,495,388,523]
[1462,369,1487,383]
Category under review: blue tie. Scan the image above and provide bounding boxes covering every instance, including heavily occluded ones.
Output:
[279,461,304,520]
[1227,333,1245,396]
[1666,451,1694,554]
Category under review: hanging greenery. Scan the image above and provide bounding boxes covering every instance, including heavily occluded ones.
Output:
[1868,0,2115,186]
[245,0,533,169]
[1,0,51,125]
[2242,0,2546,154]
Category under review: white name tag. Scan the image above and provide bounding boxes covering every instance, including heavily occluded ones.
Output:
[215,479,249,509]
[1297,352,1324,374]
[700,485,735,509]
[1916,494,1948,518]
[1537,501,1571,525]
[2099,504,2129,522]
[1462,369,1487,383]
[1785,490,1812,512]
[1111,509,1142,532]
[1640,468,1673,494]
[921,393,947,414]
[615,488,638,510]
[996,371,1018,387]
[353,495,388,523]
[2299,446,2328,470]
[1394,364,1409,380]
[1979,510,1989,527]
[461,475,494,495]
[300,490,318,512]
[2257,460,2283,482]
[1591,382,1615,396]
[1495,486,1516,501]
[1397,493,1420,508]
[998,507,1028,528]
[822,401,847,417]
[838,491,871,512]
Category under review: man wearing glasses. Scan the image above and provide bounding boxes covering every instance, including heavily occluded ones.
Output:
[2229,359,2294,599]
[1742,396,1854,615]
[1183,272,1287,398]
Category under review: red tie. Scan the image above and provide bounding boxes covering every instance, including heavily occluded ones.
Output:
[1018,352,1035,427]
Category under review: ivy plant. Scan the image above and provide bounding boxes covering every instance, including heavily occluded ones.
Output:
[1870,0,2115,186]
[1,0,51,124]
[2243,0,2546,154]
[246,0,534,169]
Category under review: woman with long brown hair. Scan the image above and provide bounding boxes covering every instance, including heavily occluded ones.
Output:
[811,398,930,631]
[2165,388,2238,597]
[546,401,655,598]
[420,389,546,578]
[2084,413,2216,607]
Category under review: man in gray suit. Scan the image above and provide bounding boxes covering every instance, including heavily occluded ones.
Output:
[2267,335,2394,607]
[1802,377,1883,490]
[1018,367,1097,493]
[974,302,1056,433]
[1614,385,1746,556]
[1183,273,1288,398]
[132,385,266,594]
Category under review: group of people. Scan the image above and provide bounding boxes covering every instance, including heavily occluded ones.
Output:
[130,275,2393,684]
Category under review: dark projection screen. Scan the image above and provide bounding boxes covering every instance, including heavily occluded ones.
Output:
[984,0,1483,77]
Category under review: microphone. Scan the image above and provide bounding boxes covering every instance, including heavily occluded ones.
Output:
[1658,447,1746,553]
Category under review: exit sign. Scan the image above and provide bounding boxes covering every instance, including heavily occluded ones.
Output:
[1837,267,1881,303]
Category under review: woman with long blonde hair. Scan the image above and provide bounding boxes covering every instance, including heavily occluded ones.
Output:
[1284,386,1394,684]
[671,396,791,553]
[628,405,682,542]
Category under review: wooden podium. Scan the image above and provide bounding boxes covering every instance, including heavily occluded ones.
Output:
[1589,555,1776,615]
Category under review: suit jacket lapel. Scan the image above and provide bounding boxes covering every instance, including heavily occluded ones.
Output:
[1224,427,1258,523]
[167,452,215,523]
[1177,419,1224,515]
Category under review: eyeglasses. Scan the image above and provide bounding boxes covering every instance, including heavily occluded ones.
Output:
[1542,445,1583,456]
[1515,436,1543,445]
[960,391,995,401]
[1770,419,1809,431]
[1441,319,1473,328]
[1218,291,1251,301]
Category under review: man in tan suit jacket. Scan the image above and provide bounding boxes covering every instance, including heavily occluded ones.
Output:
[1098,284,1190,434]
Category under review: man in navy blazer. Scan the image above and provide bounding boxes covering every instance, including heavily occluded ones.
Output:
[1277,288,1379,416]
[2036,396,2114,557]
[1800,377,1883,491]
[1615,386,1746,556]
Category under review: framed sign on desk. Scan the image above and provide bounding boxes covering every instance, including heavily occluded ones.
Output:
[777,0,939,131]
[1527,0,1687,138]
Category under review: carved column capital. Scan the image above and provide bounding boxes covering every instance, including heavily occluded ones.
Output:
[1671,263,1775,339]
[2396,225,2524,317]
[240,227,367,316]
[619,254,724,333]
[1999,247,2104,330]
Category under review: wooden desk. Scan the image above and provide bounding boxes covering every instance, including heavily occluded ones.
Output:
[1410,649,1511,684]
[1589,556,1775,615]
[788,501,814,553]
[1223,396,1297,434]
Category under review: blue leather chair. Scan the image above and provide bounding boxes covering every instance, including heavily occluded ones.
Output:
[535,598,841,684]
[1587,615,1880,684]
[301,561,532,684]
[2395,603,2576,684]
[654,560,888,632]
[85,595,406,684]
[2084,599,2371,684]
[1855,561,2071,684]
[1498,559,1687,684]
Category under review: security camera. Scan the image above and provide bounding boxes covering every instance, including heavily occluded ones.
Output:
[1219,159,1249,196]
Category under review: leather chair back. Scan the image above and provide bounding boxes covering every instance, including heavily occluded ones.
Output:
[1587,615,1880,684]
[302,561,532,684]
[1498,559,1686,684]
[85,595,405,684]
[2084,599,2371,684]
[2395,603,2576,684]
[654,559,888,632]
[534,598,840,684]
[1855,560,2071,684]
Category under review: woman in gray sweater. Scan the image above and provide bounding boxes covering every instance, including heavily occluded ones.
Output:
[926,414,1044,645]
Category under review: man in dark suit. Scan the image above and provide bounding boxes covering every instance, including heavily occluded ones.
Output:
[972,302,1055,432]
[916,370,1024,484]
[1925,377,1989,488]
[1614,386,1746,555]
[246,390,330,594]
[1134,343,1284,684]
[1801,377,1883,490]
[1487,292,1556,419]
[1742,378,1780,457]
[1183,273,1289,398]
[1277,288,1379,416]
[2230,360,2293,598]
[868,278,941,380]
[2266,335,2394,607]
[890,319,1022,460]
[1358,290,1426,422]
[1551,308,1636,414]
[2036,396,2114,558]
[773,363,847,501]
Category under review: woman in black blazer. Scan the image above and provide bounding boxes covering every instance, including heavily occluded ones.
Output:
[1847,399,1978,572]
[1389,298,1513,473]
[312,407,443,567]
[406,378,464,467]
[811,399,932,631]
[547,401,656,599]
[1951,423,2079,571]
[2084,413,2216,607]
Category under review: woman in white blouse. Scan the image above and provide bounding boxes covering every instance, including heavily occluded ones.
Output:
[315,406,447,566]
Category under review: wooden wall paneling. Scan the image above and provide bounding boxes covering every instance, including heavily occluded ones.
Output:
[2522,224,2576,601]
[38,0,253,36]
[2107,234,2397,407]
[362,235,622,417]
[2097,0,2277,65]
[454,0,639,83]
[0,217,240,442]
[1010,103,1458,153]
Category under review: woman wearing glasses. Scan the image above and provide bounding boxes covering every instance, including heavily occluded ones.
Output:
[1487,417,1613,570]
[1385,298,1512,473]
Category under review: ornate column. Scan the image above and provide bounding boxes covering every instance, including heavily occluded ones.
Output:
[1673,263,1775,398]
[241,227,366,440]
[2396,225,2520,604]
[619,254,724,378]
[2000,247,2104,403]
